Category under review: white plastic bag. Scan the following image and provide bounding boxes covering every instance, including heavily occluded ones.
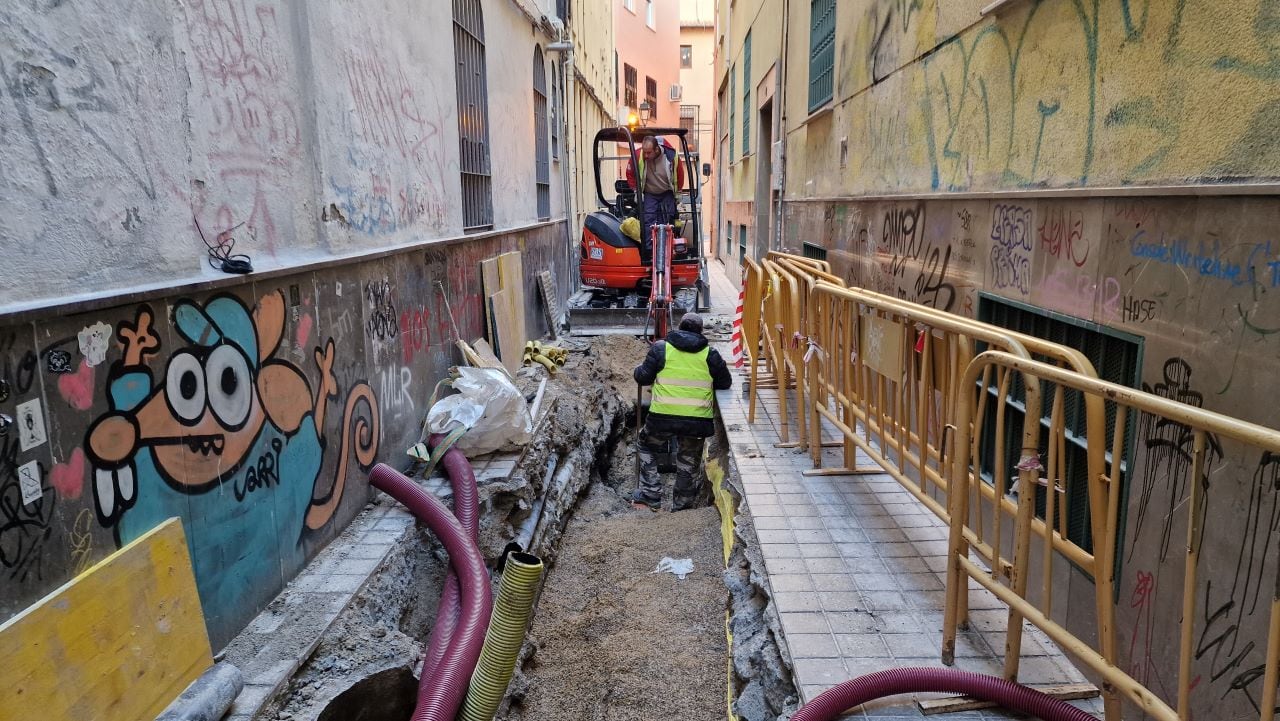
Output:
[426,367,532,456]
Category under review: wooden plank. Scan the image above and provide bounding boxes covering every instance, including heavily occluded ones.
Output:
[489,287,523,375]
[0,518,212,721]
[918,683,1099,715]
[470,338,511,376]
[497,252,526,358]
[481,257,502,351]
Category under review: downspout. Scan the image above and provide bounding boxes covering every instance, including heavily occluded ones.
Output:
[549,18,579,301]
[773,0,790,253]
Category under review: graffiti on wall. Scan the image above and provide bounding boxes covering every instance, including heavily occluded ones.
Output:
[989,203,1033,294]
[81,292,379,628]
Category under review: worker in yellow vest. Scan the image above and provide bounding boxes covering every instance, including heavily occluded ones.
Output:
[631,313,733,511]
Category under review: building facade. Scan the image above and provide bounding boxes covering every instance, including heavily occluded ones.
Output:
[715,1,1280,718]
[615,0,681,127]
[567,0,618,241]
[0,0,576,649]
[680,0,717,253]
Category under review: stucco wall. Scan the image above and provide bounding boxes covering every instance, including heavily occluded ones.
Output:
[616,0,681,124]
[0,0,565,314]
[784,0,1280,197]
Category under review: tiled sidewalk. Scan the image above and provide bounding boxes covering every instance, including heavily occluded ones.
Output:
[716,379,1102,720]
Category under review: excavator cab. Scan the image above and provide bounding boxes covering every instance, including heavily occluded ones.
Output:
[568,126,708,336]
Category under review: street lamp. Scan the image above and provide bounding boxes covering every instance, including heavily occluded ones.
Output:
[638,100,651,126]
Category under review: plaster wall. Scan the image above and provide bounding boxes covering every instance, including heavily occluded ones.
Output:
[0,0,565,314]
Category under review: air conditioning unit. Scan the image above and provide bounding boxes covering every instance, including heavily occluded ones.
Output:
[669,84,682,101]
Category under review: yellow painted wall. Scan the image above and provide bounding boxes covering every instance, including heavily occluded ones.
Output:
[783,0,1280,197]
[570,0,618,228]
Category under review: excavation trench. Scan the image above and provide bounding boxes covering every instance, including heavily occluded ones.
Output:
[251,335,797,721]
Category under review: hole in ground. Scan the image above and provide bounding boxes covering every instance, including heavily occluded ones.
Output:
[317,666,418,721]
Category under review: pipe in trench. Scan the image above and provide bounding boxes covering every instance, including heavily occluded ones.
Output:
[418,433,481,681]
[459,552,545,721]
[790,668,1098,721]
[369,463,493,721]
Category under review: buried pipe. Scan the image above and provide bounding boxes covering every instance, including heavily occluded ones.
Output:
[419,433,481,681]
[154,662,244,721]
[369,464,493,721]
[790,668,1096,721]
[459,552,546,721]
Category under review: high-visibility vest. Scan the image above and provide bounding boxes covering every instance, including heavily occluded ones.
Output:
[651,345,714,418]
[638,154,680,195]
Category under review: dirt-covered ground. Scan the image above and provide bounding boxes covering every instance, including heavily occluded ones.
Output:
[500,486,727,721]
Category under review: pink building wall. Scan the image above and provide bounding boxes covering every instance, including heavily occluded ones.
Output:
[615,0,681,127]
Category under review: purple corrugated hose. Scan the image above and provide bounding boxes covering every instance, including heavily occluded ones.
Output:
[369,463,492,721]
[791,668,1097,721]
[418,434,480,681]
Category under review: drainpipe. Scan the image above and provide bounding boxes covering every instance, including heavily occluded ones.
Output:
[773,0,790,254]
[548,20,577,301]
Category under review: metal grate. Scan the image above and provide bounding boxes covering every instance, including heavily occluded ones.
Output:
[624,64,638,109]
[802,242,827,261]
[550,58,560,161]
[739,224,747,262]
[454,0,493,230]
[533,46,551,221]
[808,0,835,112]
[977,294,1143,558]
[742,31,751,156]
[680,105,699,153]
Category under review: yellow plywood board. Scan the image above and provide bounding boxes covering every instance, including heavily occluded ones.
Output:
[479,251,527,373]
[861,313,905,379]
[497,251,526,343]
[0,518,212,721]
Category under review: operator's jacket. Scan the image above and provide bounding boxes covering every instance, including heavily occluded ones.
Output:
[633,329,734,438]
[624,137,687,193]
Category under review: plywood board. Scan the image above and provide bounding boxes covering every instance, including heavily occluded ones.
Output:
[471,338,510,375]
[497,251,526,351]
[0,518,211,721]
[488,288,523,375]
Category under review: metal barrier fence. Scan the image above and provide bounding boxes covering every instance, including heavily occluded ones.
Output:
[742,252,1280,720]
[945,351,1280,721]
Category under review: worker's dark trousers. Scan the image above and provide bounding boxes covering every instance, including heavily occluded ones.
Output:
[641,191,677,259]
[634,427,704,510]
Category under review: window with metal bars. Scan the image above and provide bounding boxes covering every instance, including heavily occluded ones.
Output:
[533,46,551,221]
[802,242,827,261]
[976,294,1143,563]
[742,31,751,157]
[550,58,560,161]
[738,224,747,261]
[453,0,493,230]
[808,0,835,112]
[680,105,698,152]
[624,64,638,109]
[726,222,733,255]
[645,76,657,120]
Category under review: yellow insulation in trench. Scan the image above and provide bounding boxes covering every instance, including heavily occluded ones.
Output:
[705,453,740,721]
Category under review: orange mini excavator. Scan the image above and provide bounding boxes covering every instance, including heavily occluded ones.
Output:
[567,126,709,339]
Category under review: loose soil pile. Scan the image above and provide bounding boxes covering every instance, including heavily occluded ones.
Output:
[500,485,727,721]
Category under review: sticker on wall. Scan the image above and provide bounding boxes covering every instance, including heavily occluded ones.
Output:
[78,322,113,367]
[18,460,42,506]
[0,413,11,435]
[47,349,73,374]
[0,378,9,402]
[16,398,47,451]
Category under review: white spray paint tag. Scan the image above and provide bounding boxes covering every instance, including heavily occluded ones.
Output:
[18,460,42,506]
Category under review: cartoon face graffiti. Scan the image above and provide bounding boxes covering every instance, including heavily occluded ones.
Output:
[82,292,379,645]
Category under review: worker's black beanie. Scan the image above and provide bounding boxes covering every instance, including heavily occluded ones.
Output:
[679,313,704,333]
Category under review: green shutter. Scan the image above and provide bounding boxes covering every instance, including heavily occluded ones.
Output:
[729,64,736,160]
[808,0,835,112]
[743,31,751,157]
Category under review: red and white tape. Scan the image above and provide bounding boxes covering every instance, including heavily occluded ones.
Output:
[731,289,745,368]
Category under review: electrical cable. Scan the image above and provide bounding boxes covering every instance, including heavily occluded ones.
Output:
[194,216,254,274]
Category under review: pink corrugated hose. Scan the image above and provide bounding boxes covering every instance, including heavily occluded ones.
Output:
[791,668,1097,721]
[417,434,480,681]
[369,463,492,721]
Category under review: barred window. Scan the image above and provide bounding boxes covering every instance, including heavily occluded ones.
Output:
[808,0,836,112]
[645,76,658,120]
[624,64,638,109]
[453,0,493,230]
[679,105,698,153]
[533,46,551,221]
[742,31,751,156]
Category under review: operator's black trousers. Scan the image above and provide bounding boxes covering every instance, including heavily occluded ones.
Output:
[641,191,677,260]
[634,426,704,511]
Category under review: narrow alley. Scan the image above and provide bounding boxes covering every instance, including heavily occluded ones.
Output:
[3,1,1280,721]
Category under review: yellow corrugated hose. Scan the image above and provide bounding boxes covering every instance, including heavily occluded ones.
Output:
[459,552,545,721]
